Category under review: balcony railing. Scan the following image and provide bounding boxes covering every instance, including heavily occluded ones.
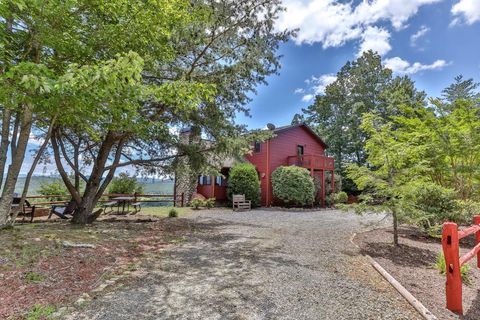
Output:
[286,155,335,171]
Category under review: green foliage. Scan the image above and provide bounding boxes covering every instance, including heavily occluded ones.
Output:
[402,182,458,231]
[25,304,56,320]
[24,271,45,284]
[452,200,480,226]
[346,112,427,245]
[435,252,470,284]
[168,208,178,218]
[333,192,348,204]
[190,198,204,210]
[271,166,314,207]
[38,180,68,201]
[108,173,144,195]
[227,163,260,207]
[300,51,426,186]
[204,198,215,209]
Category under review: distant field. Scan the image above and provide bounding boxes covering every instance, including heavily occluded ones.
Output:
[14,176,175,196]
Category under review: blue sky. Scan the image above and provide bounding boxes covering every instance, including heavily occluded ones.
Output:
[238,0,480,129]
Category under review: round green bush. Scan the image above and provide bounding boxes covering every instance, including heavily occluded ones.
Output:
[333,191,348,204]
[227,163,260,207]
[271,166,314,206]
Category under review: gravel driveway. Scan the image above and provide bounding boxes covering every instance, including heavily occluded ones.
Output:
[67,209,421,320]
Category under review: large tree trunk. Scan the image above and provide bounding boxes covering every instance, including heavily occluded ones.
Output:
[12,118,56,223]
[0,109,12,188]
[0,105,34,227]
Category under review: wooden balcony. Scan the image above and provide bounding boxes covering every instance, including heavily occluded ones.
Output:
[286,155,335,171]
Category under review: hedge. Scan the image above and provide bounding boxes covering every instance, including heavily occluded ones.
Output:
[271,166,314,206]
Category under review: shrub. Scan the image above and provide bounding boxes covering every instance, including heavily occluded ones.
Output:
[434,252,470,284]
[38,180,69,201]
[204,198,215,209]
[108,172,144,195]
[403,182,458,231]
[271,166,314,206]
[452,199,480,225]
[190,198,203,210]
[227,163,260,207]
[333,191,348,204]
[168,208,178,218]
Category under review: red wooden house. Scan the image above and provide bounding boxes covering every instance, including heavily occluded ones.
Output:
[195,123,335,206]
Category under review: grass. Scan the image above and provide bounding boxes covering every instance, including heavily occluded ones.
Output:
[434,252,471,284]
[25,304,55,320]
[139,206,192,217]
[24,271,45,284]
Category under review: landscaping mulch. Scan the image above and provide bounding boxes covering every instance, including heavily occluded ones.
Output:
[0,217,192,319]
[355,226,480,320]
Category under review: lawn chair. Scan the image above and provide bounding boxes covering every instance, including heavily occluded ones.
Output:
[11,197,36,223]
[49,199,77,220]
[232,194,251,211]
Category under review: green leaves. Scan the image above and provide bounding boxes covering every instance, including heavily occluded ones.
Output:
[271,166,315,206]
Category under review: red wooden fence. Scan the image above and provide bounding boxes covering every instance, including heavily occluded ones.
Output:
[441,215,480,314]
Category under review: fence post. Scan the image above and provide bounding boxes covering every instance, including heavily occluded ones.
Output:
[474,215,480,268]
[442,222,463,314]
[181,192,185,207]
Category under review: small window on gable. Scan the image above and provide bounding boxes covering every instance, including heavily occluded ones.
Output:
[254,141,261,153]
[297,145,304,156]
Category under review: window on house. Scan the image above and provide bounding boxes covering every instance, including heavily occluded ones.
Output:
[297,145,304,156]
[254,141,261,153]
[198,175,212,185]
[215,176,222,185]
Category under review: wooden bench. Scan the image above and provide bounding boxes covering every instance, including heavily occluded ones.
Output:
[102,201,118,213]
[232,194,251,211]
[131,202,142,213]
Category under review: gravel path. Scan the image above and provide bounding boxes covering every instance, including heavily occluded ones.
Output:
[67,209,421,320]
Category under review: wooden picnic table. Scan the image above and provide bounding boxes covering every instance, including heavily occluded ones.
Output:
[112,196,135,214]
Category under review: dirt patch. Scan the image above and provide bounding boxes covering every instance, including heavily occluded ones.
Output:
[355,226,480,320]
[0,217,192,319]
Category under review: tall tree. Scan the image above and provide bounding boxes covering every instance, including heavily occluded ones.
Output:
[48,0,292,224]
[301,51,425,190]
[441,75,479,104]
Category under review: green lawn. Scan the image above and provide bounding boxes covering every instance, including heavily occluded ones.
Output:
[139,206,193,217]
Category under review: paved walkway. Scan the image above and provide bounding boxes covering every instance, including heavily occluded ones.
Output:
[67,210,421,319]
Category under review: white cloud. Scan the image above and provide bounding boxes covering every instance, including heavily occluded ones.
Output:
[294,88,305,94]
[410,25,430,46]
[311,74,337,94]
[384,57,450,74]
[302,94,314,102]
[451,0,480,25]
[298,73,337,103]
[357,26,391,56]
[277,0,440,49]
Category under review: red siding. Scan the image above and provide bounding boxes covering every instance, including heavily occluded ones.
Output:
[246,126,326,206]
